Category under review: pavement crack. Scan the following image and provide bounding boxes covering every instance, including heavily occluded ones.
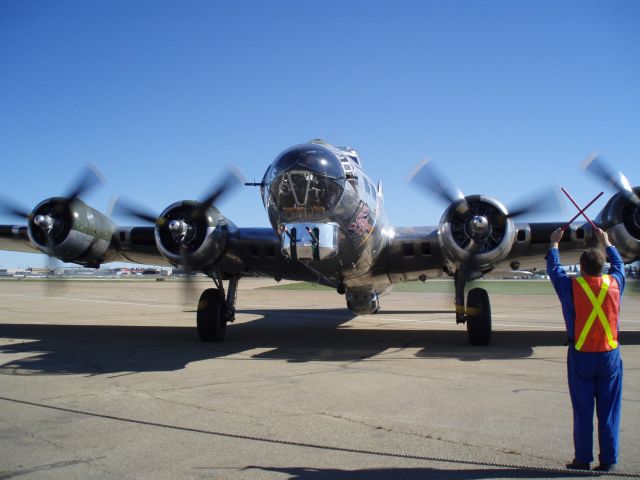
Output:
[0,460,92,480]
[146,393,261,419]
[312,410,555,462]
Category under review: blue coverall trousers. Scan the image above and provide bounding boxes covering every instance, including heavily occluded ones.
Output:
[567,347,623,465]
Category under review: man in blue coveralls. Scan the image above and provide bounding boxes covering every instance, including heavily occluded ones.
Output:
[547,227,625,472]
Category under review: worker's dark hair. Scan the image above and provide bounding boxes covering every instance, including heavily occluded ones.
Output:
[580,248,606,276]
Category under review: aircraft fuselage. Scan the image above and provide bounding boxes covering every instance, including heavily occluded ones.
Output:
[259,141,397,312]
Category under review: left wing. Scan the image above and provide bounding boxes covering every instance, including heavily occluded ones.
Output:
[0,218,321,284]
[0,226,38,254]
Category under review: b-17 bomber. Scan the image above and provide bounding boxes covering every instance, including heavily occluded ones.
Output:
[1,141,638,345]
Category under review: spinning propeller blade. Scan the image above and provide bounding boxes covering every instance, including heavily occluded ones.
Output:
[0,197,31,220]
[200,167,244,210]
[409,159,466,208]
[64,163,106,201]
[6,164,107,294]
[112,166,243,305]
[112,197,159,224]
[409,158,562,274]
[506,185,564,219]
[582,154,639,205]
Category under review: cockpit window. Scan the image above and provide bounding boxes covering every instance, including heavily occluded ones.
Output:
[268,145,346,181]
[269,171,343,218]
[262,144,346,220]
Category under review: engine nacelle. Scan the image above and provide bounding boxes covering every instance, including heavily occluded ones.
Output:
[28,197,115,266]
[597,187,640,263]
[346,290,380,315]
[155,201,230,270]
[438,195,516,272]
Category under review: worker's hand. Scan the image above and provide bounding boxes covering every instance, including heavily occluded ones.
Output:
[550,228,563,248]
[595,228,612,247]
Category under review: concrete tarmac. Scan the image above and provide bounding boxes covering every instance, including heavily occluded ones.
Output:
[1,279,639,479]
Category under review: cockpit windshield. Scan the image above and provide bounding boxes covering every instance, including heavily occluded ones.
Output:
[262,144,346,220]
[268,144,345,180]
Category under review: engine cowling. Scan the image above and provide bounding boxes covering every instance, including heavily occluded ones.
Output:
[154,201,230,270]
[28,197,115,266]
[597,187,640,262]
[438,195,516,271]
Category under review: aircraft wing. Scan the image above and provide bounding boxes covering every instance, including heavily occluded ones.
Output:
[376,221,603,284]
[0,222,322,282]
[0,226,39,254]
[0,223,170,266]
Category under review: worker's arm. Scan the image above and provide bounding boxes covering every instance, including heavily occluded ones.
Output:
[597,228,626,295]
[546,244,571,290]
[547,228,569,283]
[547,228,576,334]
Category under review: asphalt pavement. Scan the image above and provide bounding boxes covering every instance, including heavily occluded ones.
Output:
[1,279,639,479]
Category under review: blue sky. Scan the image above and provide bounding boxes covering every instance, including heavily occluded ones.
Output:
[1,0,638,268]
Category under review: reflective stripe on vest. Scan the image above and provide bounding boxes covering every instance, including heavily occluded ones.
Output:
[573,275,619,352]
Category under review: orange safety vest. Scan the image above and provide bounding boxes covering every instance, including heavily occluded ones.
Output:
[571,274,621,352]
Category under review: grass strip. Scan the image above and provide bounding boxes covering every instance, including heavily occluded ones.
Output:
[265,279,640,296]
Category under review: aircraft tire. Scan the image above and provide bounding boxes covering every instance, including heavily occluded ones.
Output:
[197,288,227,342]
[466,287,491,346]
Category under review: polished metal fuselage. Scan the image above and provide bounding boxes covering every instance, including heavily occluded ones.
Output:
[262,143,399,294]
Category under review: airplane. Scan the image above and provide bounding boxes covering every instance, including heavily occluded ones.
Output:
[1,140,638,345]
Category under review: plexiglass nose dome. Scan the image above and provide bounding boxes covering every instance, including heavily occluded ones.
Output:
[262,144,346,220]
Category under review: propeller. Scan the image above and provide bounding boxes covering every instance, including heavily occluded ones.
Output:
[504,185,565,219]
[408,159,467,209]
[112,197,159,225]
[582,154,639,205]
[114,167,243,226]
[1,163,104,220]
[1,163,106,293]
[63,164,106,203]
[409,158,562,274]
[199,167,244,211]
[113,167,243,306]
[0,197,31,220]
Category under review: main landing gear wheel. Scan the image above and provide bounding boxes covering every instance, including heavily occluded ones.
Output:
[466,287,491,346]
[197,288,227,342]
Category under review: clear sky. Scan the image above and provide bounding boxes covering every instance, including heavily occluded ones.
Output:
[1,0,638,268]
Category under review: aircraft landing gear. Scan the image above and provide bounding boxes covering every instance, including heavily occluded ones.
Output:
[466,288,491,345]
[196,273,239,342]
[454,270,492,346]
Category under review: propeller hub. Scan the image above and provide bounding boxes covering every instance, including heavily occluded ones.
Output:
[168,219,189,241]
[34,214,54,232]
[468,215,490,237]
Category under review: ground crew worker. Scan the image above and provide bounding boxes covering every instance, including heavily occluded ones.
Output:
[547,227,625,472]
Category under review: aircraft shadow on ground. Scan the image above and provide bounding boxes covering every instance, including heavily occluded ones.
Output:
[241,466,591,479]
[1,308,639,375]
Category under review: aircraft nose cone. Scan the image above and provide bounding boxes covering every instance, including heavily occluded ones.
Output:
[265,143,346,219]
[269,144,346,180]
